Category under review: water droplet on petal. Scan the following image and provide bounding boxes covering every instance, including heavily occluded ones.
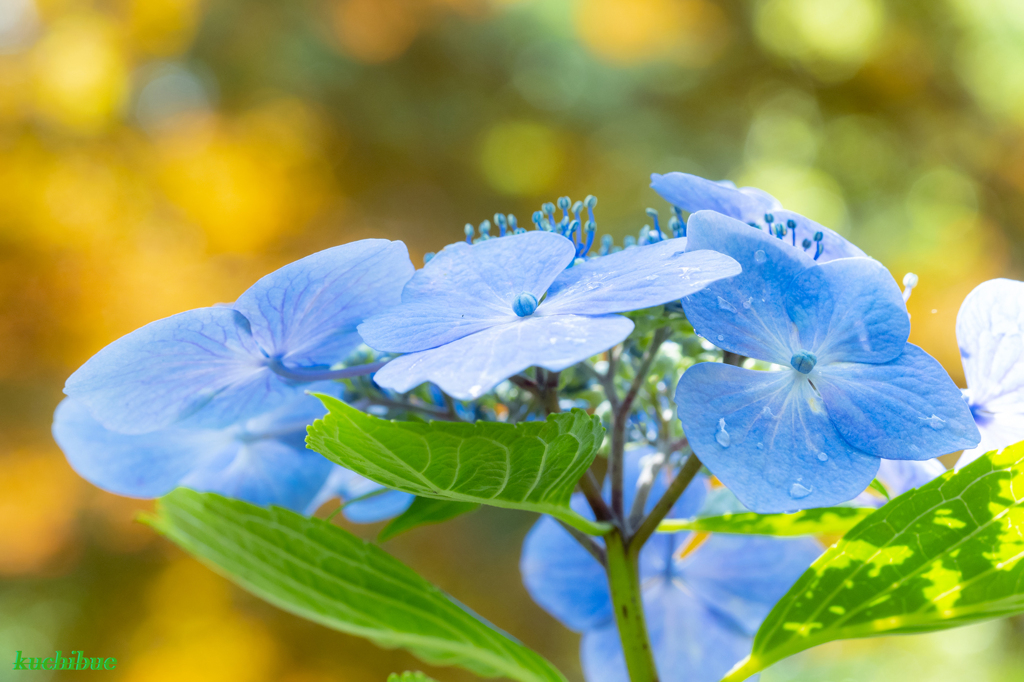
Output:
[754,250,767,264]
[715,418,731,448]
[717,335,724,341]
[790,482,813,499]
[923,414,946,430]
[717,296,738,313]
[817,452,828,462]
[742,296,753,309]
[757,442,763,449]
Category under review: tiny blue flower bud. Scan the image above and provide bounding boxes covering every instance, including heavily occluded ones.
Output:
[790,350,817,375]
[903,272,919,289]
[584,195,597,210]
[624,235,636,248]
[464,223,474,244]
[787,219,796,229]
[765,213,775,224]
[669,215,684,238]
[479,220,491,237]
[557,196,571,212]
[543,202,556,218]
[514,227,526,234]
[572,200,583,217]
[512,292,539,317]
[813,231,823,242]
[494,213,508,236]
[802,238,812,250]
[507,214,518,231]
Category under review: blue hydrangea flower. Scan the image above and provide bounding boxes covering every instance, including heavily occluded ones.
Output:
[674,211,980,513]
[359,230,741,400]
[650,172,866,263]
[520,447,821,682]
[64,239,413,435]
[955,278,1024,465]
[52,387,412,518]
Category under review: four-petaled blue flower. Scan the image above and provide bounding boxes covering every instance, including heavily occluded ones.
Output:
[64,239,413,435]
[674,211,980,513]
[52,388,413,518]
[650,172,866,263]
[520,447,821,682]
[358,230,741,400]
[955,278,1024,465]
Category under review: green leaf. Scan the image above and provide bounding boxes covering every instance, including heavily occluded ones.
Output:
[306,396,610,536]
[380,497,480,542]
[657,506,875,536]
[144,489,567,682]
[721,445,1024,682]
[387,673,439,682]
[868,477,891,501]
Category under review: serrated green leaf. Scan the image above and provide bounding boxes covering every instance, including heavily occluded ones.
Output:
[380,497,479,542]
[721,445,1024,682]
[306,396,610,535]
[144,489,567,682]
[387,672,439,682]
[657,506,875,536]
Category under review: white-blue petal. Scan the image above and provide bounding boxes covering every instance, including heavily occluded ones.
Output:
[651,172,780,223]
[675,362,880,513]
[64,307,289,434]
[234,239,413,366]
[541,239,740,316]
[359,232,575,353]
[957,278,1024,411]
[786,258,909,365]
[683,211,812,364]
[372,314,634,400]
[816,344,981,460]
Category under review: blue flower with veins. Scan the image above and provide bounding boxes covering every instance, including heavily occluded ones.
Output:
[674,211,979,513]
[52,387,412,519]
[955,278,1024,466]
[520,447,821,682]
[63,239,413,435]
[359,230,741,400]
[650,172,866,262]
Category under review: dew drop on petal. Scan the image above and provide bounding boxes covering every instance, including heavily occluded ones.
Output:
[923,414,946,430]
[757,442,763,449]
[717,335,724,341]
[742,296,753,309]
[817,452,828,462]
[754,250,767,264]
[790,482,813,499]
[715,418,731,448]
[717,296,738,313]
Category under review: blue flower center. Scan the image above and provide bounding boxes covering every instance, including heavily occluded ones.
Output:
[513,292,539,317]
[747,213,826,260]
[790,350,817,374]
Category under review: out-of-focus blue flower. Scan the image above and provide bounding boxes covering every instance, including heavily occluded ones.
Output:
[359,231,740,400]
[520,447,820,682]
[674,211,979,513]
[850,458,947,507]
[64,240,414,435]
[955,278,1024,466]
[650,172,865,263]
[52,386,412,518]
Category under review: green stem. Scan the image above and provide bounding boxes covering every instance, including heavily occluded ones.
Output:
[605,530,659,682]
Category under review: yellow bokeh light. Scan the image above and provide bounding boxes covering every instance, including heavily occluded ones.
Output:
[755,0,885,81]
[30,13,130,133]
[479,120,566,196]
[125,0,204,57]
[574,0,731,67]
[737,162,850,233]
[0,450,84,576]
[332,0,422,64]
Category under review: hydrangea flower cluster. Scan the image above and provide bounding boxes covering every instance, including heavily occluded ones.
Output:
[53,171,1024,682]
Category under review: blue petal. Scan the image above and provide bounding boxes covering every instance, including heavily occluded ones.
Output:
[541,239,740,316]
[234,239,414,366]
[651,172,865,263]
[520,495,613,632]
[676,534,821,635]
[303,465,414,522]
[651,172,780,222]
[53,398,232,498]
[957,278,1024,411]
[372,314,634,400]
[675,362,880,513]
[786,258,909,365]
[683,211,813,364]
[63,307,290,434]
[878,458,946,496]
[580,581,757,682]
[359,232,575,353]
[816,344,981,460]
[616,445,707,520]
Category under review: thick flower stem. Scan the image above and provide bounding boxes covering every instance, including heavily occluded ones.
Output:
[605,529,659,682]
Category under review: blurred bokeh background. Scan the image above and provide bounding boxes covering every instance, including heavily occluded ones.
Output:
[3,0,1024,680]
